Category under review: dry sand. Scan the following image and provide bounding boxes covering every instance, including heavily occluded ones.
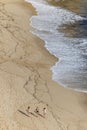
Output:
[0,0,87,130]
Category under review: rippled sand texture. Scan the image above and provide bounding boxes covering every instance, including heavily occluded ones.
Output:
[0,0,87,130]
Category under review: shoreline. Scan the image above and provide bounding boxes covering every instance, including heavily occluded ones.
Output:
[0,0,87,130]
[27,0,87,93]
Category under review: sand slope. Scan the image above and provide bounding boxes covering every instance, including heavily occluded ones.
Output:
[0,0,87,130]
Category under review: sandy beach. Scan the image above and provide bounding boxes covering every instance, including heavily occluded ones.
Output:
[0,0,87,130]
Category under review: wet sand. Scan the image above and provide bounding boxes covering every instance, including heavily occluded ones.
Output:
[0,0,87,130]
[47,0,85,16]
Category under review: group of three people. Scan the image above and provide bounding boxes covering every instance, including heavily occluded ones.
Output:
[26,106,47,117]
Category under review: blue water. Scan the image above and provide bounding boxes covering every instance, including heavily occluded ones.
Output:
[25,0,87,92]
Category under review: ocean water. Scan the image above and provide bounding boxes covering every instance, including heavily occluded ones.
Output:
[25,0,87,92]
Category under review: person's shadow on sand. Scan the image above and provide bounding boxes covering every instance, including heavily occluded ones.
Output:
[18,110,38,117]
[18,110,30,117]
[34,111,45,118]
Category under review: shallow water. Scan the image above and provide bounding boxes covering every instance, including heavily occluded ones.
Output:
[25,0,87,92]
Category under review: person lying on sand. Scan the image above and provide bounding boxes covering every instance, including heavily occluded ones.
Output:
[35,107,39,114]
[26,106,30,115]
[43,107,47,117]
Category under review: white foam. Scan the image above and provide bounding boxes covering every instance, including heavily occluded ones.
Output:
[25,0,87,92]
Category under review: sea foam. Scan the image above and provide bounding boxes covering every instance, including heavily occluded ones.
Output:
[25,0,87,92]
